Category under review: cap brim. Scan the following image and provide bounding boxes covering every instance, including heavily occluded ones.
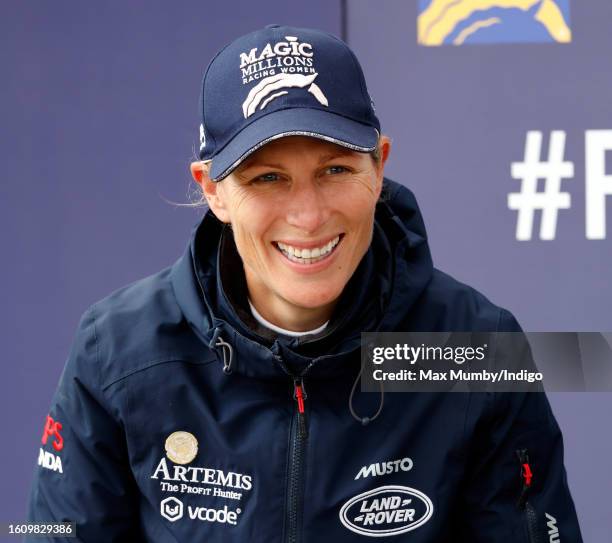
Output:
[208,108,379,181]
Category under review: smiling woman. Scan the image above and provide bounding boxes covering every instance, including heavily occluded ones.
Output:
[26,24,583,543]
[190,135,390,332]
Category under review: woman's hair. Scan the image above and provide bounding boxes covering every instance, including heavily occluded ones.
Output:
[369,139,382,165]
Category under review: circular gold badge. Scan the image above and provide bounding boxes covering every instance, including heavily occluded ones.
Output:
[165,431,198,465]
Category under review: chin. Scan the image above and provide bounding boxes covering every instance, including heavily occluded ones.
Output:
[284,285,342,311]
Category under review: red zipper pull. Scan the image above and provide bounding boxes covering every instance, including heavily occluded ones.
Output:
[295,382,305,414]
[293,379,308,439]
[522,462,533,487]
[516,449,533,509]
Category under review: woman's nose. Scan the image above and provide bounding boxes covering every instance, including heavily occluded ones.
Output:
[285,181,330,234]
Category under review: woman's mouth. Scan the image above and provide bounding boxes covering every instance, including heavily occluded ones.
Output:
[273,235,343,265]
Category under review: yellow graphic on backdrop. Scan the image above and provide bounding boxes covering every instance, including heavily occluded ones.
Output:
[453,17,502,45]
[418,0,571,46]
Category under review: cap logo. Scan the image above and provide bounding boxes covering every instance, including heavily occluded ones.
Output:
[242,73,327,118]
[199,124,206,150]
[239,35,327,117]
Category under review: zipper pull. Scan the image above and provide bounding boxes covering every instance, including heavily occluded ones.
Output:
[516,449,533,509]
[293,379,308,439]
[522,461,533,487]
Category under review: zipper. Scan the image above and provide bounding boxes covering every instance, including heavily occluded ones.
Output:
[516,449,540,543]
[285,378,309,543]
[516,448,532,509]
[525,502,540,543]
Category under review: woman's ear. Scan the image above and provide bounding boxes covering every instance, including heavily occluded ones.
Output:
[189,161,231,223]
[374,135,392,198]
[379,135,392,168]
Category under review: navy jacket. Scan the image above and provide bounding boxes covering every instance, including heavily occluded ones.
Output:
[27,179,582,542]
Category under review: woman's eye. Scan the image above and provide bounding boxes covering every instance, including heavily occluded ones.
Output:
[252,172,280,183]
[326,165,349,175]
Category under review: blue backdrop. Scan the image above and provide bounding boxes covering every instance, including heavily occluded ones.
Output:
[2,1,609,541]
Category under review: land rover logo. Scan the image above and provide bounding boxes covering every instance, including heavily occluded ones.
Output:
[339,485,434,537]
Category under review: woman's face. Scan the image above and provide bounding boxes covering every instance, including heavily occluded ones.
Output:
[202,136,389,326]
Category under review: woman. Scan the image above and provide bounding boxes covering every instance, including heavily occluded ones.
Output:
[28,25,582,542]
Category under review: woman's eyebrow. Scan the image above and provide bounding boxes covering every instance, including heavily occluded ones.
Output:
[317,149,356,164]
[238,148,356,173]
[237,159,284,173]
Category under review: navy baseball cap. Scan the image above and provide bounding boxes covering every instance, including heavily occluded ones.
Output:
[198,24,381,181]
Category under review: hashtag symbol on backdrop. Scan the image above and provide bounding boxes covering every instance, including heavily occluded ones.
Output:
[508,131,574,240]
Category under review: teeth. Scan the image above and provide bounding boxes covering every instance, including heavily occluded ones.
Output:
[275,236,341,264]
